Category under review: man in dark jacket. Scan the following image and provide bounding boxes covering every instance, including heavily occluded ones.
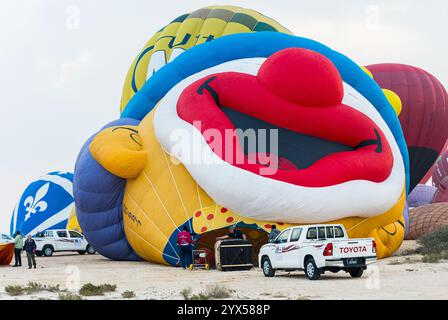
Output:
[23,235,37,269]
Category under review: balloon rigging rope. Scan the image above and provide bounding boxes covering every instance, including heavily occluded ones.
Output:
[142,170,181,232]
[162,151,192,231]
[125,191,180,259]
[346,217,373,233]
[125,225,179,262]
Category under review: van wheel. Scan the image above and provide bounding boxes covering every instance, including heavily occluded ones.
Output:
[305,258,321,280]
[349,268,364,278]
[262,257,275,277]
[43,245,54,257]
[86,245,96,255]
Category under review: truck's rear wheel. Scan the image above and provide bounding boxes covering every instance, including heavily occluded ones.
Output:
[349,268,364,278]
[43,245,54,257]
[86,245,96,255]
[262,257,275,277]
[305,258,321,280]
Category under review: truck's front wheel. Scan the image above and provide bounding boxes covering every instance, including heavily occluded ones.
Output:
[305,258,321,280]
[262,257,275,277]
[349,268,364,278]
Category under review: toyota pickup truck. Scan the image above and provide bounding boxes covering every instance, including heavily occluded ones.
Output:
[258,224,376,280]
[33,229,96,257]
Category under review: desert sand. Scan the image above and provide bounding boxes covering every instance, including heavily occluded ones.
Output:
[0,241,447,300]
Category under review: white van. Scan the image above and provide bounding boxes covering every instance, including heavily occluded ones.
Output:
[33,229,96,257]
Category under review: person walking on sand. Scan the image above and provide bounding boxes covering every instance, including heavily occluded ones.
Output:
[177,226,194,269]
[23,235,37,269]
[13,231,24,267]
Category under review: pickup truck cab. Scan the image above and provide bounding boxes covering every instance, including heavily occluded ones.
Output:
[259,224,376,280]
[33,229,96,257]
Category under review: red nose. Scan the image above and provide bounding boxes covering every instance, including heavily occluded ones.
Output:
[257,48,344,107]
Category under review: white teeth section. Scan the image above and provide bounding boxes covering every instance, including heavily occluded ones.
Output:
[154,58,405,223]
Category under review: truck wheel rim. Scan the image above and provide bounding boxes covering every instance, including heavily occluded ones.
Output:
[263,261,270,274]
[307,263,314,277]
[45,249,51,255]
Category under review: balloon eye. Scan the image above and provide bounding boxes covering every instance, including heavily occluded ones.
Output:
[382,89,402,116]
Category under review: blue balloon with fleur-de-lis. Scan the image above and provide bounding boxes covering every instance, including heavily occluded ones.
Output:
[10,172,74,236]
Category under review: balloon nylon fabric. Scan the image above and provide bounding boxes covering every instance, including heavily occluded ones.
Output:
[73,119,141,261]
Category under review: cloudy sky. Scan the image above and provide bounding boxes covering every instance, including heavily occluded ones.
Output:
[0,0,447,233]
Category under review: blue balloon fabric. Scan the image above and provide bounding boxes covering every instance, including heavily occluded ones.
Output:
[10,172,74,237]
[73,118,141,261]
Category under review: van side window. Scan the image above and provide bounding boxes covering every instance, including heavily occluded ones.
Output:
[326,226,335,238]
[290,228,302,242]
[307,227,317,239]
[57,231,67,238]
[69,231,83,238]
[276,230,291,244]
[318,227,326,239]
[335,226,345,238]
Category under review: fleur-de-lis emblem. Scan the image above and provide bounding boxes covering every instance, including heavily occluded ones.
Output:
[23,183,49,221]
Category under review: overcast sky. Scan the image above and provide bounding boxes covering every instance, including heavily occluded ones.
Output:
[1,0,447,233]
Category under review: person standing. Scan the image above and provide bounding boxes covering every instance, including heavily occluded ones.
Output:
[177,226,194,269]
[23,235,37,269]
[216,226,247,241]
[268,225,281,242]
[13,231,24,267]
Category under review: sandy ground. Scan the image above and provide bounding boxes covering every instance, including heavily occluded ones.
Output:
[0,241,447,300]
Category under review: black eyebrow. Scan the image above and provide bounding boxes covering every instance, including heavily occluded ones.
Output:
[197,76,220,106]
[112,127,142,147]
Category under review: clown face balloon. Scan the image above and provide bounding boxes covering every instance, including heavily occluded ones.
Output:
[74,32,409,265]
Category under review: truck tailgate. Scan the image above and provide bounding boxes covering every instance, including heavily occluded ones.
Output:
[332,239,375,259]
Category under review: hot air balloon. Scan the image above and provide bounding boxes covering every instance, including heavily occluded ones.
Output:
[74,31,409,265]
[407,184,436,208]
[366,64,448,191]
[120,5,292,116]
[433,150,448,203]
[10,172,74,237]
[407,203,448,239]
[0,237,14,266]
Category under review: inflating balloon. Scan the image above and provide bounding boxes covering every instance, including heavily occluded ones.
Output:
[10,172,74,237]
[433,150,448,203]
[74,31,409,265]
[66,206,81,233]
[0,243,14,265]
[120,5,292,114]
[366,64,448,191]
[407,184,436,208]
[407,203,448,239]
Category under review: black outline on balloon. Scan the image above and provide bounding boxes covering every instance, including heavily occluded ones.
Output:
[111,127,143,147]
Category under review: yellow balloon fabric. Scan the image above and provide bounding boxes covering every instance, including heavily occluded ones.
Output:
[120,5,292,113]
[66,206,82,233]
[382,89,403,116]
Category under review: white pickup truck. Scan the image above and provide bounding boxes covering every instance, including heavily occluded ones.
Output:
[33,229,96,257]
[259,224,376,280]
